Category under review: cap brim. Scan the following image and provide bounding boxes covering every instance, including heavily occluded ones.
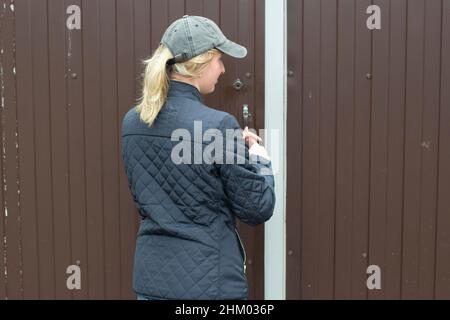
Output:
[216,39,247,59]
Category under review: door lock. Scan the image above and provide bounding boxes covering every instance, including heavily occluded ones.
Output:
[233,78,244,91]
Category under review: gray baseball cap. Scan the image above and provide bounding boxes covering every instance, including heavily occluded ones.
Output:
[161,15,247,64]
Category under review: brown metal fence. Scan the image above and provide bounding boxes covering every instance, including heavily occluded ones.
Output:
[287,0,450,299]
[0,0,265,299]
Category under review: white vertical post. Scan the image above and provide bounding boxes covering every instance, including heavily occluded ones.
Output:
[264,0,287,300]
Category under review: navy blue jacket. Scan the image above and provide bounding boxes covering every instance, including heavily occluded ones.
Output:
[121,80,275,299]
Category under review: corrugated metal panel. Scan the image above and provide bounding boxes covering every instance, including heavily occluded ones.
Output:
[287,0,450,299]
[435,0,450,299]
[1,0,265,299]
[1,0,23,300]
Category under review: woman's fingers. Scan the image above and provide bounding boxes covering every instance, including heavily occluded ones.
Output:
[248,132,263,142]
[243,128,263,142]
[241,126,264,149]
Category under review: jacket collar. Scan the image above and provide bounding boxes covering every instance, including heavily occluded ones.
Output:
[167,80,203,103]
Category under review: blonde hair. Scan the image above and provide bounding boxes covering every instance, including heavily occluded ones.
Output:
[136,44,221,127]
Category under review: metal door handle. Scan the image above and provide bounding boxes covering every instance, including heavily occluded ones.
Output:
[243,104,250,119]
[242,104,252,127]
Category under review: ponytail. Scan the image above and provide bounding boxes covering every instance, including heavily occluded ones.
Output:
[136,44,173,127]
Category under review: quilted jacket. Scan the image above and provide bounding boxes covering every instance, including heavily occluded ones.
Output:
[121,80,275,300]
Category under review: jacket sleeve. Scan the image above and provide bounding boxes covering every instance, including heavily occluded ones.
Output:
[216,114,276,226]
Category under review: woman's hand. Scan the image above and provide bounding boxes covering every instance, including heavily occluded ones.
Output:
[242,126,263,148]
[242,126,271,161]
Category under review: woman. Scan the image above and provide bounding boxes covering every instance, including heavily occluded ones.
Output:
[121,15,275,300]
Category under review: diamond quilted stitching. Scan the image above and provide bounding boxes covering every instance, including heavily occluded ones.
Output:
[137,235,216,299]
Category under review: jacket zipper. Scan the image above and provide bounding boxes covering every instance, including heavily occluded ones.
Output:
[234,227,247,274]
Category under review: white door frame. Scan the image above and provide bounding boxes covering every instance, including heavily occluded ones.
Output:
[264,0,287,300]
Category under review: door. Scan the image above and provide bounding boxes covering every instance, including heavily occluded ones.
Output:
[1,0,265,299]
[287,0,450,299]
